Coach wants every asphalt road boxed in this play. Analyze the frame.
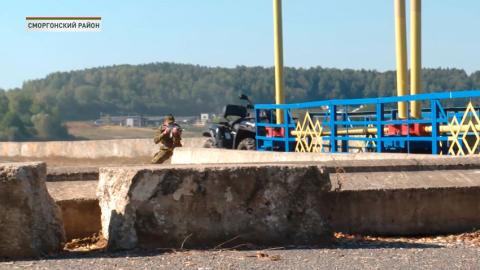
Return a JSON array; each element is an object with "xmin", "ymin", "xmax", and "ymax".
[{"xmin": 2, "ymin": 241, "xmax": 479, "ymax": 270}]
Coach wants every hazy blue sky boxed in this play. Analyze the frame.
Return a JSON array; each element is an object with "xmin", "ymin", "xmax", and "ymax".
[{"xmin": 0, "ymin": 0, "xmax": 479, "ymax": 89}]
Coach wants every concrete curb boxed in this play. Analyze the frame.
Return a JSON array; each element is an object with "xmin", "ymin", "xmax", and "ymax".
[
  {"xmin": 171, "ymin": 147, "xmax": 458, "ymax": 165},
  {"xmin": 47, "ymin": 167, "xmax": 99, "ymax": 182},
  {"xmin": 0, "ymin": 138, "xmax": 205, "ymax": 159}
]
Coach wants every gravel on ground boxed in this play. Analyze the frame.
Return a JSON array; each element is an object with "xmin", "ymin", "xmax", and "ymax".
[{"xmin": 1, "ymin": 232, "xmax": 479, "ymax": 270}]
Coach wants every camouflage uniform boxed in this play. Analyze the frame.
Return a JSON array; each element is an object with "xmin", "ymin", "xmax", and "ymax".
[{"xmin": 152, "ymin": 115, "xmax": 182, "ymax": 164}]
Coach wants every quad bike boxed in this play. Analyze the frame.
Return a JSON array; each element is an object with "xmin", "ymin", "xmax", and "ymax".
[{"xmin": 202, "ymin": 94, "xmax": 257, "ymax": 150}]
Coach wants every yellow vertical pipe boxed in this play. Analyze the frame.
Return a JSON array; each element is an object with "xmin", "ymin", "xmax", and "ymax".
[
  {"xmin": 394, "ymin": 0, "xmax": 408, "ymax": 119},
  {"xmin": 410, "ymin": 0, "xmax": 422, "ymax": 119},
  {"xmin": 273, "ymin": 0, "xmax": 285, "ymax": 124}
]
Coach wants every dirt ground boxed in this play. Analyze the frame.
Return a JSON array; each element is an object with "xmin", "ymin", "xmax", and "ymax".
[
  {"xmin": 2, "ymin": 232, "xmax": 479, "ymax": 270},
  {"xmin": 66, "ymin": 121, "xmax": 203, "ymax": 140}
]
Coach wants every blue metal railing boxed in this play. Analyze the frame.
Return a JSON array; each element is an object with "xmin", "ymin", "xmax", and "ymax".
[{"xmin": 254, "ymin": 90, "xmax": 480, "ymax": 155}]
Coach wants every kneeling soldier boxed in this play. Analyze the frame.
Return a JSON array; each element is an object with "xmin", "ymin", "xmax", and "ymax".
[{"xmin": 152, "ymin": 114, "xmax": 182, "ymax": 164}]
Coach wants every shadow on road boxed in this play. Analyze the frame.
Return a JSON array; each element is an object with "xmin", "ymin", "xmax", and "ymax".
[{"xmin": 0, "ymin": 237, "xmax": 443, "ymax": 263}]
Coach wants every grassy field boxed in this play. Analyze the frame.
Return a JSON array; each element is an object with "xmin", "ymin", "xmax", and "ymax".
[{"xmin": 66, "ymin": 121, "xmax": 204, "ymax": 140}]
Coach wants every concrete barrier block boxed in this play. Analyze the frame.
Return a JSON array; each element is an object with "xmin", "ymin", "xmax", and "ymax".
[
  {"xmin": 47, "ymin": 167, "xmax": 99, "ymax": 182},
  {"xmin": 326, "ymin": 169, "xmax": 480, "ymax": 235},
  {"xmin": 97, "ymin": 164, "xmax": 332, "ymax": 250},
  {"xmin": 0, "ymin": 162, "xmax": 65, "ymax": 258},
  {"xmin": 171, "ymin": 147, "xmax": 452, "ymax": 165},
  {"xmin": 328, "ymin": 187, "xmax": 480, "ymax": 236},
  {"xmin": 0, "ymin": 138, "xmax": 205, "ymax": 159},
  {"xmin": 47, "ymin": 180, "xmax": 100, "ymax": 241},
  {"xmin": 57, "ymin": 199, "xmax": 101, "ymax": 240}
]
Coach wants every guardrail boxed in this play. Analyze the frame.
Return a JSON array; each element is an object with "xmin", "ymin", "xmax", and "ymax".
[{"xmin": 255, "ymin": 90, "xmax": 480, "ymax": 155}]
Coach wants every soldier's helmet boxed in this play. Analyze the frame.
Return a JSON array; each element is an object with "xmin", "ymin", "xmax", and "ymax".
[{"xmin": 164, "ymin": 114, "xmax": 175, "ymax": 124}]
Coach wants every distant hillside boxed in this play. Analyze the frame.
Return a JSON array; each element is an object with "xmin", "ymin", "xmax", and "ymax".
[
  {"xmin": 1, "ymin": 62, "xmax": 479, "ymax": 140},
  {"xmin": 15, "ymin": 63, "xmax": 480, "ymax": 119}
]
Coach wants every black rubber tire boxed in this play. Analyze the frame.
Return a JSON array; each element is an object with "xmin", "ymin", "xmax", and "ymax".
[
  {"xmin": 203, "ymin": 138, "xmax": 215, "ymax": 148},
  {"xmin": 237, "ymin": 137, "xmax": 256, "ymax": 150}
]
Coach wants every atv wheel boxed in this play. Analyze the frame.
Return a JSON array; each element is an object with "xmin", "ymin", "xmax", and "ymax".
[
  {"xmin": 237, "ymin": 138, "xmax": 256, "ymax": 150},
  {"xmin": 203, "ymin": 138, "xmax": 215, "ymax": 148}
]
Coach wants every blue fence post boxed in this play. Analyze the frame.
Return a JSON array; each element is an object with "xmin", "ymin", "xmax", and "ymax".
[
  {"xmin": 255, "ymin": 108, "xmax": 259, "ymax": 150},
  {"xmin": 431, "ymin": 99, "xmax": 439, "ymax": 154},
  {"xmin": 376, "ymin": 102, "xmax": 384, "ymax": 153},
  {"xmin": 341, "ymin": 112, "xmax": 348, "ymax": 153},
  {"xmin": 284, "ymin": 108, "xmax": 290, "ymax": 152},
  {"xmin": 330, "ymin": 104, "xmax": 337, "ymax": 153}
]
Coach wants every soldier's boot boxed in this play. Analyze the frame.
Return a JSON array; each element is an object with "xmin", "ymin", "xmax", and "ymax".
[{"xmin": 151, "ymin": 149, "xmax": 173, "ymax": 164}]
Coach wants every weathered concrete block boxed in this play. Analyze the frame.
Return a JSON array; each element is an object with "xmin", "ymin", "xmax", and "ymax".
[
  {"xmin": 0, "ymin": 138, "xmax": 205, "ymax": 159},
  {"xmin": 171, "ymin": 147, "xmax": 451, "ymax": 165},
  {"xmin": 57, "ymin": 199, "xmax": 101, "ymax": 240},
  {"xmin": 98, "ymin": 164, "xmax": 332, "ymax": 250},
  {"xmin": 47, "ymin": 167, "xmax": 98, "ymax": 182},
  {"xmin": 47, "ymin": 180, "xmax": 101, "ymax": 241},
  {"xmin": 326, "ymin": 169, "xmax": 480, "ymax": 235},
  {"xmin": 0, "ymin": 162, "xmax": 65, "ymax": 258}
]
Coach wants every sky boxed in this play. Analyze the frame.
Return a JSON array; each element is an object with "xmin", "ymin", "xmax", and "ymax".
[{"xmin": 0, "ymin": 0, "xmax": 479, "ymax": 89}]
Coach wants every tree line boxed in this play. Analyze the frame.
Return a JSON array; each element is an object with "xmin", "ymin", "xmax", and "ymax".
[
  {"xmin": 0, "ymin": 89, "xmax": 70, "ymax": 141},
  {"xmin": 1, "ymin": 62, "xmax": 479, "ymax": 141}
]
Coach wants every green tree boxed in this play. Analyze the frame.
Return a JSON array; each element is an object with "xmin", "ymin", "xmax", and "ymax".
[
  {"xmin": 0, "ymin": 90, "xmax": 8, "ymax": 116},
  {"xmin": 0, "ymin": 111, "xmax": 30, "ymax": 141},
  {"xmin": 31, "ymin": 112, "xmax": 69, "ymax": 140}
]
